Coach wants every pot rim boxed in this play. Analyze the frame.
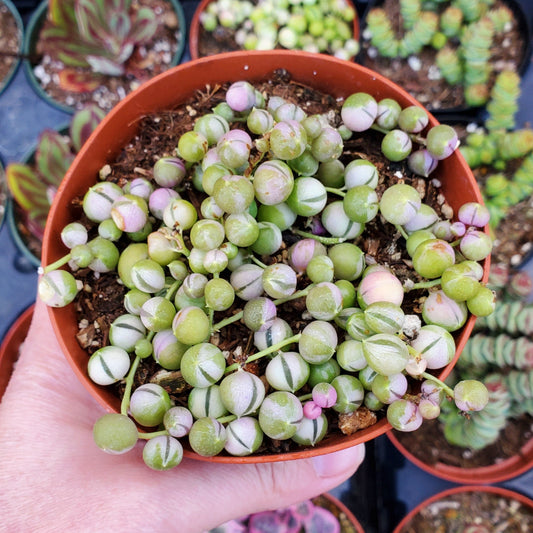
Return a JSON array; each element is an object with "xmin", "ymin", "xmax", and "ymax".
[
  {"xmin": 188, "ymin": 0, "xmax": 361, "ymax": 60},
  {"xmin": 392, "ymin": 484, "xmax": 533, "ymax": 533},
  {"xmin": 0, "ymin": 302, "xmax": 35, "ymax": 401},
  {"xmin": 387, "ymin": 428, "xmax": 533, "ymax": 485},
  {"xmin": 319, "ymin": 493, "xmax": 365, "ymax": 533},
  {"xmin": 0, "ymin": 0, "xmax": 24, "ymax": 98},
  {"xmin": 22, "ymin": 0, "xmax": 188, "ymax": 114},
  {"xmin": 41, "ymin": 49, "xmax": 488, "ymax": 463}
]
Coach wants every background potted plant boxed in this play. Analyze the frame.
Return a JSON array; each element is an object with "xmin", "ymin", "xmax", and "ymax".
[
  {"xmin": 5, "ymin": 103, "xmax": 105, "ymax": 267},
  {"xmin": 189, "ymin": 0, "xmax": 360, "ymax": 60},
  {"xmin": 453, "ymin": 69, "xmax": 533, "ymax": 268},
  {"xmin": 0, "ymin": 0, "xmax": 24, "ymax": 97},
  {"xmin": 204, "ymin": 492, "xmax": 365, "ymax": 532},
  {"xmin": 39, "ymin": 51, "xmax": 492, "ymax": 472},
  {"xmin": 23, "ymin": 0, "xmax": 187, "ymax": 113},
  {"xmin": 0, "ymin": 156, "xmax": 7, "ymax": 232},
  {"xmin": 393, "ymin": 484, "xmax": 533, "ymax": 532},
  {"xmin": 360, "ymin": 0, "xmax": 532, "ymax": 114},
  {"xmin": 387, "ymin": 264, "xmax": 533, "ymax": 484}
]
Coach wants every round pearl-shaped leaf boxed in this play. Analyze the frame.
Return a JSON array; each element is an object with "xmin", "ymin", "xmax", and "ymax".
[{"xmin": 258, "ymin": 391, "xmax": 303, "ymax": 440}]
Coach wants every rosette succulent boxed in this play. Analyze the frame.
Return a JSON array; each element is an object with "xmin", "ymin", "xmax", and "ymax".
[
  {"xmin": 40, "ymin": 73, "xmax": 492, "ymax": 471},
  {"xmin": 6, "ymin": 104, "xmax": 105, "ymax": 247},
  {"xmin": 40, "ymin": 0, "xmax": 159, "ymax": 83}
]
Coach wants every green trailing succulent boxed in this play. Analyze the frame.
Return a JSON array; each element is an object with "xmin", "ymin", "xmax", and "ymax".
[
  {"xmin": 6, "ymin": 104, "xmax": 105, "ymax": 240},
  {"xmin": 364, "ymin": 0, "xmax": 517, "ymax": 107},
  {"xmin": 39, "ymin": 0, "xmax": 159, "ymax": 89},
  {"xmin": 440, "ymin": 267, "xmax": 533, "ymax": 450},
  {"xmin": 458, "ymin": 70, "xmax": 533, "ymax": 229}
]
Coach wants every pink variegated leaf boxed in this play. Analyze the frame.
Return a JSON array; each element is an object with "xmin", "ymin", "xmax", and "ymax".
[
  {"xmin": 69, "ymin": 104, "xmax": 106, "ymax": 152},
  {"xmin": 304, "ymin": 507, "xmax": 340, "ymax": 533},
  {"xmin": 86, "ymin": 54, "xmax": 127, "ymax": 76},
  {"xmin": 248, "ymin": 511, "xmax": 284, "ymax": 533},
  {"xmin": 129, "ymin": 7, "xmax": 159, "ymax": 44},
  {"xmin": 5, "ymin": 163, "xmax": 49, "ymax": 212},
  {"xmin": 35, "ymin": 130, "xmax": 74, "ymax": 187},
  {"xmin": 47, "ymin": 0, "xmax": 77, "ymax": 28},
  {"xmin": 57, "ymin": 69, "xmax": 103, "ymax": 93},
  {"xmin": 26, "ymin": 209, "xmax": 49, "ymax": 241},
  {"xmin": 39, "ymin": 27, "xmax": 92, "ymax": 68}
]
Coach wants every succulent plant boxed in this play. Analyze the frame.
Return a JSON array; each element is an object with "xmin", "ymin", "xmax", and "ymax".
[
  {"xmin": 364, "ymin": 0, "xmax": 519, "ymax": 107},
  {"xmin": 199, "ymin": 0, "xmax": 359, "ymax": 60},
  {"xmin": 6, "ymin": 104, "xmax": 105, "ymax": 241},
  {"xmin": 39, "ymin": 74, "xmax": 493, "ymax": 471},
  {"xmin": 440, "ymin": 267, "xmax": 533, "ymax": 450},
  {"xmin": 206, "ymin": 496, "xmax": 350, "ymax": 533},
  {"xmin": 39, "ymin": 0, "xmax": 159, "ymax": 88}
]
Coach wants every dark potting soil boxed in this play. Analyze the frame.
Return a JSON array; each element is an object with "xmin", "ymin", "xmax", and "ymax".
[
  {"xmin": 0, "ymin": 1, "xmax": 20, "ymax": 91},
  {"xmin": 398, "ymin": 489, "xmax": 533, "ymax": 533},
  {"xmin": 69, "ymin": 69, "xmax": 458, "ymax": 456},
  {"xmin": 31, "ymin": 0, "xmax": 182, "ymax": 111},
  {"xmin": 360, "ymin": 0, "xmax": 528, "ymax": 112}
]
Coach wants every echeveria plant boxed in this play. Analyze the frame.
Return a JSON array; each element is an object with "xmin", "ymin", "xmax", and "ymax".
[
  {"xmin": 39, "ymin": 76, "xmax": 493, "ymax": 471},
  {"xmin": 39, "ymin": 0, "xmax": 159, "ymax": 89},
  {"xmin": 205, "ymin": 497, "xmax": 351, "ymax": 533},
  {"xmin": 6, "ymin": 104, "xmax": 105, "ymax": 241}
]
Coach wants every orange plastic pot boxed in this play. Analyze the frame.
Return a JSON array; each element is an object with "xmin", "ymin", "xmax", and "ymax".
[
  {"xmin": 321, "ymin": 493, "xmax": 365, "ymax": 533},
  {"xmin": 41, "ymin": 50, "xmax": 487, "ymax": 464},
  {"xmin": 189, "ymin": 0, "xmax": 360, "ymax": 60},
  {"xmin": 387, "ymin": 428, "xmax": 533, "ymax": 485},
  {"xmin": 393, "ymin": 484, "xmax": 533, "ymax": 533},
  {"xmin": 0, "ymin": 303, "xmax": 34, "ymax": 401}
]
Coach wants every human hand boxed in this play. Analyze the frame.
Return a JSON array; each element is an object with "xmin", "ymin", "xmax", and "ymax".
[{"xmin": 0, "ymin": 298, "xmax": 365, "ymax": 533}]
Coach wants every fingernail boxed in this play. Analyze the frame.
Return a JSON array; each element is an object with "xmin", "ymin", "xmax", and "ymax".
[{"xmin": 312, "ymin": 444, "xmax": 366, "ymax": 478}]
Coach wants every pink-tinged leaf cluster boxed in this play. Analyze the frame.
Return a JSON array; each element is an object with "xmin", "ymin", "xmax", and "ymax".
[
  {"xmin": 41, "ymin": 0, "xmax": 159, "ymax": 81},
  {"xmin": 207, "ymin": 498, "xmax": 341, "ymax": 533},
  {"xmin": 5, "ymin": 105, "xmax": 104, "ymax": 239}
]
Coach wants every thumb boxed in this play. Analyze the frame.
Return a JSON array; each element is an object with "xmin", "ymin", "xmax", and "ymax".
[{"xmin": 164, "ymin": 443, "xmax": 366, "ymax": 532}]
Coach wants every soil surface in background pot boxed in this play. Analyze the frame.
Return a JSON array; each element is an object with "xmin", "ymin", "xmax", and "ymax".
[
  {"xmin": 391, "ymin": 412, "xmax": 533, "ymax": 470},
  {"xmin": 68, "ymin": 69, "xmax": 459, "ymax": 456},
  {"xmin": 360, "ymin": 0, "xmax": 528, "ymax": 112},
  {"xmin": 0, "ymin": 2, "xmax": 20, "ymax": 90},
  {"xmin": 398, "ymin": 489, "xmax": 533, "ymax": 532},
  {"xmin": 31, "ymin": 0, "xmax": 181, "ymax": 111}
]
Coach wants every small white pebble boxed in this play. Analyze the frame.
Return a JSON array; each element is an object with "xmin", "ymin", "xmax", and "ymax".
[{"xmin": 408, "ymin": 56, "xmax": 422, "ymax": 71}]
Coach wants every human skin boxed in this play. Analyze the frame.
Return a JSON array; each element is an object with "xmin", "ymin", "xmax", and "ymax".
[{"xmin": 0, "ymin": 299, "xmax": 365, "ymax": 532}]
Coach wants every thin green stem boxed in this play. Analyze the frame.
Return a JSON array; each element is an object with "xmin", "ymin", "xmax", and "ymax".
[
  {"xmin": 224, "ymin": 333, "xmax": 302, "ymax": 373},
  {"xmin": 251, "ymin": 255, "xmax": 268, "ymax": 269},
  {"xmin": 165, "ymin": 280, "xmax": 181, "ymax": 301},
  {"xmin": 420, "ymin": 371, "xmax": 455, "ymax": 398},
  {"xmin": 121, "ymin": 354, "xmax": 141, "ymax": 416},
  {"xmin": 138, "ymin": 430, "xmax": 170, "ymax": 440},
  {"xmin": 298, "ymin": 393, "xmax": 312, "ymax": 402},
  {"xmin": 395, "ymin": 224, "xmax": 409, "ymax": 241},
  {"xmin": 325, "ymin": 187, "xmax": 346, "ymax": 197},
  {"xmin": 216, "ymin": 414, "xmax": 238, "ymax": 424},
  {"xmin": 43, "ymin": 254, "xmax": 72, "ymax": 273},
  {"xmin": 407, "ymin": 278, "xmax": 441, "ymax": 291},
  {"xmin": 292, "ymin": 229, "xmax": 346, "ymax": 245}
]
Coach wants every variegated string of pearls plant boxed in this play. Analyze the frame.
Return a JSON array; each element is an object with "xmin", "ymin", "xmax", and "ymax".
[{"xmin": 38, "ymin": 79, "xmax": 494, "ymax": 471}]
